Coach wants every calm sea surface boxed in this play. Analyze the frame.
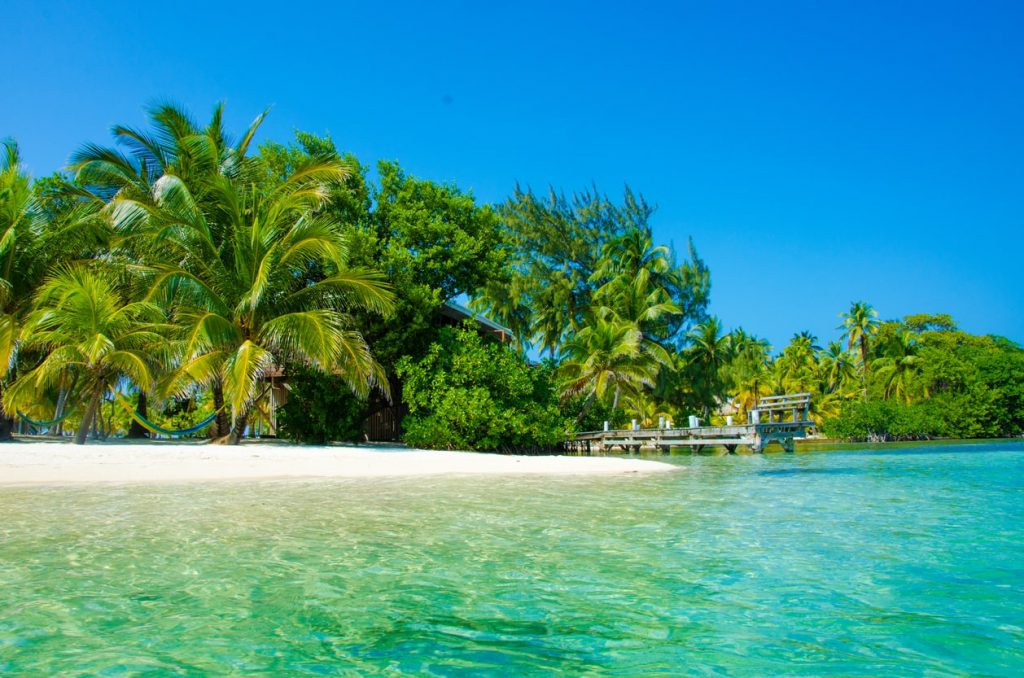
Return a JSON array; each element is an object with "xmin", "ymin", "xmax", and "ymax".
[{"xmin": 1, "ymin": 441, "xmax": 1022, "ymax": 675}]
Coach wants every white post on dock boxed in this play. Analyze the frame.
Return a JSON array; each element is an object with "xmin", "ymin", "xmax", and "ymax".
[
  {"xmin": 726, "ymin": 415, "xmax": 733, "ymax": 426},
  {"xmin": 658, "ymin": 416, "xmax": 665, "ymax": 429},
  {"xmin": 603, "ymin": 420, "xmax": 609, "ymax": 432},
  {"xmin": 688, "ymin": 415, "xmax": 699, "ymax": 428},
  {"xmin": 751, "ymin": 409, "xmax": 760, "ymax": 425},
  {"xmin": 631, "ymin": 419, "xmax": 637, "ymax": 431}
]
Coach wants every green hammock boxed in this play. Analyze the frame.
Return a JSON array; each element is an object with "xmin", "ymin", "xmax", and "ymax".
[
  {"xmin": 18, "ymin": 408, "xmax": 75, "ymax": 428},
  {"xmin": 112, "ymin": 391, "xmax": 218, "ymax": 437}
]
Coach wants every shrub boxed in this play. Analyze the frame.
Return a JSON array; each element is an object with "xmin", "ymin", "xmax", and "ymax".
[
  {"xmin": 820, "ymin": 400, "xmax": 941, "ymax": 441},
  {"xmin": 395, "ymin": 325, "xmax": 570, "ymax": 451},
  {"xmin": 276, "ymin": 364, "xmax": 368, "ymax": 444}
]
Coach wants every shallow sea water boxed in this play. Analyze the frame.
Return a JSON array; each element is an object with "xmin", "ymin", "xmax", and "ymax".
[{"xmin": 1, "ymin": 441, "xmax": 1022, "ymax": 675}]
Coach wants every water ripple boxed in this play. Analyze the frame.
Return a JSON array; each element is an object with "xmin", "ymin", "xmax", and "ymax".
[{"xmin": 1, "ymin": 443, "xmax": 1022, "ymax": 674}]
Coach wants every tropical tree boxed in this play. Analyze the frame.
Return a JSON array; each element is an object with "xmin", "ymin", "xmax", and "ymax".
[
  {"xmin": 481, "ymin": 185, "xmax": 708, "ymax": 358},
  {"xmin": 113, "ymin": 154, "xmax": 394, "ymax": 443},
  {"xmin": 776, "ymin": 331, "xmax": 820, "ymax": 394},
  {"xmin": 723, "ymin": 329, "xmax": 772, "ymax": 418},
  {"xmin": 2, "ymin": 266, "xmax": 163, "ymax": 444},
  {"xmin": 817, "ymin": 340, "xmax": 857, "ymax": 396},
  {"xmin": 72, "ymin": 103, "xmax": 270, "ymax": 436},
  {"xmin": 839, "ymin": 301, "xmax": 880, "ymax": 398},
  {"xmin": 873, "ymin": 330, "xmax": 923, "ymax": 404},
  {"xmin": 558, "ymin": 316, "xmax": 663, "ymax": 422},
  {"xmin": 0, "ymin": 140, "xmax": 54, "ymax": 439},
  {"xmin": 685, "ymin": 317, "xmax": 730, "ymax": 418}
]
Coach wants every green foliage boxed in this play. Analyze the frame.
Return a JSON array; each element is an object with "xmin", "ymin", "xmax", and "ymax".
[
  {"xmin": 7, "ymin": 103, "xmax": 1023, "ymax": 451},
  {"xmin": 479, "ymin": 185, "xmax": 709, "ymax": 357},
  {"xmin": 819, "ymin": 324, "xmax": 1024, "ymax": 440},
  {"xmin": 396, "ymin": 325, "xmax": 569, "ymax": 451},
  {"xmin": 276, "ymin": 363, "xmax": 368, "ymax": 444},
  {"xmin": 322, "ymin": 159, "xmax": 510, "ymax": 372},
  {"xmin": 819, "ymin": 400, "xmax": 940, "ymax": 441}
]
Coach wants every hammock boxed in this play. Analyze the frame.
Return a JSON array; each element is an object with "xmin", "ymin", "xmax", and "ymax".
[
  {"xmin": 111, "ymin": 391, "xmax": 218, "ymax": 437},
  {"xmin": 18, "ymin": 408, "xmax": 75, "ymax": 428}
]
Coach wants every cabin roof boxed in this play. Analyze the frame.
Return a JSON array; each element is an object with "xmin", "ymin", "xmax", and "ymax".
[{"xmin": 441, "ymin": 300, "xmax": 514, "ymax": 340}]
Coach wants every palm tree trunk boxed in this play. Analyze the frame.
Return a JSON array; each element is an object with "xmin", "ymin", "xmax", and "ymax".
[
  {"xmin": 574, "ymin": 393, "xmax": 597, "ymax": 426},
  {"xmin": 860, "ymin": 335, "xmax": 870, "ymax": 401},
  {"xmin": 212, "ymin": 382, "xmax": 228, "ymax": 439},
  {"xmin": 74, "ymin": 385, "xmax": 104, "ymax": 445},
  {"xmin": 49, "ymin": 388, "xmax": 69, "ymax": 437},
  {"xmin": 227, "ymin": 410, "xmax": 249, "ymax": 445},
  {"xmin": 0, "ymin": 397, "xmax": 13, "ymax": 441},
  {"xmin": 127, "ymin": 391, "xmax": 149, "ymax": 439},
  {"xmin": 1, "ymin": 371, "xmax": 16, "ymax": 441}
]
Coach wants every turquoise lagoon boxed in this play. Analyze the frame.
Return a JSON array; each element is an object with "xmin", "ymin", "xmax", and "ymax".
[{"xmin": 1, "ymin": 442, "xmax": 1022, "ymax": 675}]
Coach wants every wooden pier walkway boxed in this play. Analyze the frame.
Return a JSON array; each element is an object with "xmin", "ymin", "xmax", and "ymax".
[{"xmin": 565, "ymin": 393, "xmax": 814, "ymax": 454}]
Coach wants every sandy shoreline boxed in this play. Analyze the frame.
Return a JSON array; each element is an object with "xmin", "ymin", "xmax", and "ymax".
[{"xmin": 0, "ymin": 439, "xmax": 678, "ymax": 485}]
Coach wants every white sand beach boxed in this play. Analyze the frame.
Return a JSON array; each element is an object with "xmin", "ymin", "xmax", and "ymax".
[{"xmin": 0, "ymin": 439, "xmax": 678, "ymax": 485}]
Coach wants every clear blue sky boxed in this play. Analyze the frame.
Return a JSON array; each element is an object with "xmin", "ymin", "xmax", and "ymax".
[{"xmin": 4, "ymin": 0, "xmax": 1022, "ymax": 349}]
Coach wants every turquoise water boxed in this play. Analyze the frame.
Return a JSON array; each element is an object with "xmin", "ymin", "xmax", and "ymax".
[{"xmin": 2, "ymin": 442, "xmax": 1022, "ymax": 675}]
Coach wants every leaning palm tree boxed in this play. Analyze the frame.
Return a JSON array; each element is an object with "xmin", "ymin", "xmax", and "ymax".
[
  {"xmin": 114, "ymin": 156, "xmax": 394, "ymax": 443},
  {"xmin": 558, "ymin": 316, "xmax": 662, "ymax": 422},
  {"xmin": 2, "ymin": 265, "xmax": 163, "ymax": 444},
  {"xmin": 0, "ymin": 139, "xmax": 52, "ymax": 438},
  {"xmin": 839, "ymin": 301, "xmax": 880, "ymax": 399}
]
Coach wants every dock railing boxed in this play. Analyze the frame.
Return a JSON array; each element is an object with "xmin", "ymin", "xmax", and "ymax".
[{"xmin": 565, "ymin": 393, "xmax": 814, "ymax": 454}]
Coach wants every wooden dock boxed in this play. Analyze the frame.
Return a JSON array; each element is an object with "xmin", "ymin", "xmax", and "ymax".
[{"xmin": 565, "ymin": 393, "xmax": 814, "ymax": 454}]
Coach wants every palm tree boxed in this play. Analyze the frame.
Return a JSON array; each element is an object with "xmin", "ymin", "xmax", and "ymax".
[
  {"xmin": 723, "ymin": 329, "xmax": 772, "ymax": 418},
  {"xmin": 873, "ymin": 330, "xmax": 922, "ymax": 404},
  {"xmin": 817, "ymin": 340, "xmax": 857, "ymax": 396},
  {"xmin": 623, "ymin": 392, "xmax": 675, "ymax": 429},
  {"xmin": 114, "ymin": 155, "xmax": 394, "ymax": 443},
  {"xmin": 0, "ymin": 140, "xmax": 52, "ymax": 438},
  {"xmin": 2, "ymin": 266, "xmax": 163, "ymax": 444},
  {"xmin": 685, "ymin": 317, "xmax": 730, "ymax": 418},
  {"xmin": 72, "ymin": 102, "xmax": 268, "ymax": 437},
  {"xmin": 777, "ymin": 331, "xmax": 820, "ymax": 394},
  {"xmin": 839, "ymin": 301, "xmax": 880, "ymax": 399},
  {"xmin": 558, "ymin": 316, "xmax": 662, "ymax": 422}
]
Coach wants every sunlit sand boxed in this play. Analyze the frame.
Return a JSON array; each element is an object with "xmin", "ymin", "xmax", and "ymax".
[{"xmin": 0, "ymin": 439, "xmax": 678, "ymax": 485}]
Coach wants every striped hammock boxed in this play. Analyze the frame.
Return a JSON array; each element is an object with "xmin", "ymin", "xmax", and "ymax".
[{"xmin": 111, "ymin": 391, "xmax": 217, "ymax": 437}]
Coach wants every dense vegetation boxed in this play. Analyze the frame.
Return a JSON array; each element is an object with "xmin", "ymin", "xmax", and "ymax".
[
  {"xmin": 1, "ymin": 102, "xmax": 1020, "ymax": 447},
  {"xmin": 396, "ymin": 325, "xmax": 568, "ymax": 451}
]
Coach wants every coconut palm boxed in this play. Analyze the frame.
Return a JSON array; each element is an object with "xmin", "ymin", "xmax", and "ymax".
[
  {"xmin": 724, "ymin": 328, "xmax": 772, "ymax": 418},
  {"xmin": 72, "ymin": 102, "xmax": 266, "ymax": 200},
  {"xmin": 817, "ymin": 340, "xmax": 857, "ymax": 396},
  {"xmin": 558, "ymin": 316, "xmax": 662, "ymax": 422},
  {"xmin": 73, "ymin": 103, "xmax": 270, "ymax": 435},
  {"xmin": 113, "ymin": 154, "xmax": 394, "ymax": 443},
  {"xmin": 623, "ymin": 392, "xmax": 675, "ymax": 429},
  {"xmin": 873, "ymin": 330, "xmax": 923, "ymax": 404},
  {"xmin": 2, "ymin": 266, "xmax": 164, "ymax": 444},
  {"xmin": 839, "ymin": 301, "xmax": 880, "ymax": 398},
  {"xmin": 592, "ymin": 228, "xmax": 673, "ymax": 289},
  {"xmin": 685, "ymin": 317, "xmax": 730, "ymax": 418},
  {"xmin": 777, "ymin": 331, "xmax": 820, "ymax": 394},
  {"xmin": 0, "ymin": 140, "xmax": 55, "ymax": 438}
]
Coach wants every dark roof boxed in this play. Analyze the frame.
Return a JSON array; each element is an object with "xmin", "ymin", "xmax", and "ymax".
[{"xmin": 441, "ymin": 300, "xmax": 514, "ymax": 340}]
